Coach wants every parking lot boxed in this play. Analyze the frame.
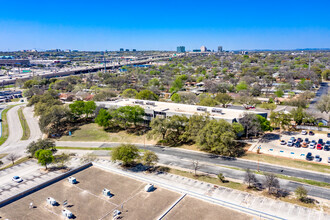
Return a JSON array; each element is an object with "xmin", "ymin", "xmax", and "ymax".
[{"xmin": 255, "ymin": 131, "xmax": 330, "ymax": 164}]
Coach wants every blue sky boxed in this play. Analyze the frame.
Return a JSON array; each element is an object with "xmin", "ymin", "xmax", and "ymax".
[{"xmin": 0, "ymin": 0, "xmax": 329, "ymax": 51}]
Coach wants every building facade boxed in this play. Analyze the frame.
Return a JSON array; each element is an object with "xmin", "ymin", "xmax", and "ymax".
[{"xmin": 177, "ymin": 46, "xmax": 185, "ymax": 53}]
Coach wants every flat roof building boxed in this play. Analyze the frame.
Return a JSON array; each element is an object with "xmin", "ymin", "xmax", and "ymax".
[{"xmin": 96, "ymin": 99, "xmax": 267, "ymax": 124}]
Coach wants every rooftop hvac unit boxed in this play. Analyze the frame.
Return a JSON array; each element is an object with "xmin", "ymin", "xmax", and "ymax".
[
  {"xmin": 46, "ymin": 197, "xmax": 57, "ymax": 206},
  {"xmin": 211, "ymin": 108, "xmax": 222, "ymax": 113},
  {"xmin": 68, "ymin": 177, "xmax": 77, "ymax": 184},
  {"xmin": 197, "ymin": 107, "xmax": 207, "ymax": 112},
  {"xmin": 62, "ymin": 209, "xmax": 73, "ymax": 218},
  {"xmin": 103, "ymin": 188, "xmax": 112, "ymax": 197},
  {"xmin": 134, "ymin": 100, "xmax": 144, "ymax": 105},
  {"xmin": 144, "ymin": 184, "xmax": 154, "ymax": 192}
]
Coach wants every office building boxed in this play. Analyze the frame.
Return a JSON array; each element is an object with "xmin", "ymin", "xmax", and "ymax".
[
  {"xmin": 200, "ymin": 46, "xmax": 207, "ymax": 52},
  {"xmin": 193, "ymin": 49, "xmax": 201, "ymax": 52},
  {"xmin": 119, "ymin": 48, "xmax": 124, "ymax": 52},
  {"xmin": 218, "ymin": 46, "xmax": 223, "ymax": 52},
  {"xmin": 177, "ymin": 46, "xmax": 185, "ymax": 53},
  {"xmin": 126, "ymin": 49, "xmax": 129, "ymax": 51},
  {"xmin": 132, "ymin": 49, "xmax": 137, "ymax": 52}
]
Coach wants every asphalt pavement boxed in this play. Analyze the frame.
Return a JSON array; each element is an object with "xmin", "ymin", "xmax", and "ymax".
[{"xmin": 56, "ymin": 141, "xmax": 330, "ymax": 184}]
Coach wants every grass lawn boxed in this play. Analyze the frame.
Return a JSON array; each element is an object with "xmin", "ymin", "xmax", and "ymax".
[
  {"xmin": 59, "ymin": 123, "xmax": 157, "ymax": 144},
  {"xmin": 18, "ymin": 107, "xmax": 30, "ymax": 140},
  {"xmin": 0, "ymin": 157, "xmax": 30, "ymax": 171},
  {"xmin": 167, "ymin": 167, "xmax": 245, "ymax": 191},
  {"xmin": 242, "ymin": 152, "xmax": 330, "ymax": 174},
  {"xmin": 0, "ymin": 105, "xmax": 15, "ymax": 146}
]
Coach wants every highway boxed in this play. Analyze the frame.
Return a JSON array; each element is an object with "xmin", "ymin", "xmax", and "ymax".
[
  {"xmin": 56, "ymin": 141, "xmax": 330, "ymax": 184},
  {"xmin": 0, "ymin": 55, "xmax": 174, "ymax": 86}
]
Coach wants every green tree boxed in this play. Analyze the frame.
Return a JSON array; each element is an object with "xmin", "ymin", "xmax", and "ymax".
[
  {"xmin": 39, "ymin": 105, "xmax": 72, "ymax": 135},
  {"xmin": 290, "ymin": 107, "xmax": 309, "ymax": 125},
  {"xmin": 215, "ymin": 93, "xmax": 233, "ymax": 108},
  {"xmin": 235, "ymin": 81, "xmax": 248, "ymax": 92},
  {"xmin": 142, "ymin": 150, "xmax": 159, "ymax": 166},
  {"xmin": 148, "ymin": 117, "xmax": 170, "ymax": 140},
  {"xmin": 95, "ymin": 109, "xmax": 112, "ymax": 128},
  {"xmin": 84, "ymin": 101, "xmax": 97, "ymax": 118},
  {"xmin": 270, "ymin": 112, "xmax": 292, "ymax": 131},
  {"xmin": 197, "ymin": 120, "xmax": 237, "ymax": 156},
  {"xmin": 199, "ymin": 96, "xmax": 217, "ymax": 107},
  {"xmin": 169, "ymin": 77, "xmax": 184, "ymax": 93},
  {"xmin": 274, "ymin": 90, "xmax": 284, "ymax": 98},
  {"xmin": 239, "ymin": 113, "xmax": 262, "ymax": 138},
  {"xmin": 295, "ymin": 186, "xmax": 308, "ymax": 201},
  {"xmin": 35, "ymin": 149, "xmax": 54, "ymax": 170},
  {"xmin": 232, "ymin": 122, "xmax": 244, "ymax": 135},
  {"xmin": 183, "ymin": 114, "xmax": 210, "ymax": 142},
  {"xmin": 171, "ymin": 93, "xmax": 181, "ymax": 103},
  {"xmin": 111, "ymin": 144, "xmax": 140, "ymax": 166},
  {"xmin": 113, "ymin": 105, "xmax": 145, "ymax": 128},
  {"xmin": 26, "ymin": 139, "xmax": 57, "ymax": 157},
  {"xmin": 322, "ymin": 69, "xmax": 330, "ymax": 80},
  {"xmin": 69, "ymin": 100, "xmax": 85, "ymax": 118},
  {"xmin": 257, "ymin": 115, "xmax": 273, "ymax": 131},
  {"xmin": 122, "ymin": 88, "xmax": 138, "ymax": 98},
  {"xmin": 136, "ymin": 90, "xmax": 159, "ymax": 101}
]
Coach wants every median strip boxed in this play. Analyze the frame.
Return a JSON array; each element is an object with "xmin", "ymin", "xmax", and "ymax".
[{"xmin": 18, "ymin": 107, "xmax": 30, "ymax": 141}]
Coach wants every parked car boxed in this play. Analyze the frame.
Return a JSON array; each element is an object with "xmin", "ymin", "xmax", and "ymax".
[
  {"xmin": 325, "ymin": 140, "xmax": 330, "ymax": 147},
  {"xmin": 311, "ymin": 140, "xmax": 316, "ymax": 145},
  {"xmin": 295, "ymin": 142, "xmax": 301, "ymax": 148},
  {"xmin": 318, "ymin": 139, "xmax": 324, "ymax": 145},
  {"xmin": 301, "ymin": 130, "xmax": 307, "ymax": 135},
  {"xmin": 328, "ymin": 157, "xmax": 330, "ymax": 163},
  {"xmin": 290, "ymin": 137, "xmax": 296, "ymax": 142},
  {"xmin": 287, "ymin": 140, "xmax": 294, "ymax": 147},
  {"xmin": 280, "ymin": 140, "xmax": 286, "ymax": 145},
  {"xmin": 327, "ymin": 133, "xmax": 330, "ymax": 138},
  {"xmin": 297, "ymin": 137, "xmax": 303, "ymax": 143},
  {"xmin": 324, "ymin": 145, "xmax": 330, "ymax": 151},
  {"xmin": 317, "ymin": 144, "xmax": 323, "ymax": 150},
  {"xmin": 304, "ymin": 138, "xmax": 309, "ymax": 144},
  {"xmin": 302, "ymin": 142, "xmax": 308, "ymax": 148},
  {"xmin": 12, "ymin": 176, "xmax": 23, "ymax": 183},
  {"xmin": 309, "ymin": 131, "xmax": 315, "ymax": 135},
  {"xmin": 305, "ymin": 152, "xmax": 313, "ymax": 161},
  {"xmin": 314, "ymin": 155, "xmax": 321, "ymax": 162},
  {"xmin": 309, "ymin": 143, "xmax": 315, "ymax": 149}
]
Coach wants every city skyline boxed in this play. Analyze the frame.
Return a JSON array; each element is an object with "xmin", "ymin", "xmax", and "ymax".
[{"xmin": 0, "ymin": 0, "xmax": 330, "ymax": 51}]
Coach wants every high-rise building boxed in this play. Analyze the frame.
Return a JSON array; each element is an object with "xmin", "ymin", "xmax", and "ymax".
[
  {"xmin": 200, "ymin": 46, "xmax": 207, "ymax": 52},
  {"xmin": 218, "ymin": 46, "xmax": 223, "ymax": 52},
  {"xmin": 119, "ymin": 48, "xmax": 124, "ymax": 52},
  {"xmin": 132, "ymin": 49, "xmax": 137, "ymax": 52},
  {"xmin": 177, "ymin": 46, "xmax": 185, "ymax": 53}
]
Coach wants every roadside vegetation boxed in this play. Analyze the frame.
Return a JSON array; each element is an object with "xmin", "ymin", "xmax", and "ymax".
[
  {"xmin": 17, "ymin": 107, "xmax": 30, "ymax": 140},
  {"xmin": 0, "ymin": 105, "xmax": 16, "ymax": 146}
]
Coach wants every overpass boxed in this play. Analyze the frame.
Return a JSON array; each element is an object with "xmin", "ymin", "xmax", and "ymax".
[{"xmin": 1, "ymin": 55, "xmax": 173, "ymax": 86}]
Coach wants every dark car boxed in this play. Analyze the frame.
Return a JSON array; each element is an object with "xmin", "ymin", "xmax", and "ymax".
[
  {"xmin": 318, "ymin": 139, "xmax": 324, "ymax": 145},
  {"xmin": 306, "ymin": 152, "xmax": 313, "ymax": 161},
  {"xmin": 304, "ymin": 138, "xmax": 309, "ymax": 144},
  {"xmin": 325, "ymin": 140, "xmax": 330, "ymax": 146},
  {"xmin": 297, "ymin": 137, "xmax": 303, "ymax": 143},
  {"xmin": 324, "ymin": 145, "xmax": 330, "ymax": 151},
  {"xmin": 295, "ymin": 142, "xmax": 301, "ymax": 148},
  {"xmin": 309, "ymin": 131, "xmax": 314, "ymax": 135},
  {"xmin": 327, "ymin": 133, "xmax": 330, "ymax": 138}
]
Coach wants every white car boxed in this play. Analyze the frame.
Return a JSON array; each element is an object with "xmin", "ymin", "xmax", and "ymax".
[
  {"xmin": 12, "ymin": 176, "xmax": 23, "ymax": 183},
  {"xmin": 309, "ymin": 143, "xmax": 315, "ymax": 149},
  {"xmin": 301, "ymin": 130, "xmax": 307, "ymax": 135},
  {"xmin": 280, "ymin": 140, "xmax": 286, "ymax": 145},
  {"xmin": 314, "ymin": 155, "xmax": 321, "ymax": 162}
]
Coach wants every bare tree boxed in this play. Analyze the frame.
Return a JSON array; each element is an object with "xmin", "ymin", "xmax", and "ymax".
[
  {"xmin": 192, "ymin": 160, "xmax": 200, "ymax": 176},
  {"xmin": 244, "ymin": 168, "xmax": 258, "ymax": 188},
  {"xmin": 7, "ymin": 154, "xmax": 19, "ymax": 165},
  {"xmin": 263, "ymin": 172, "xmax": 280, "ymax": 194}
]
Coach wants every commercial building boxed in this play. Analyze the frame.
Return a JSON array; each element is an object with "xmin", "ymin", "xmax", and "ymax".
[
  {"xmin": 96, "ymin": 99, "xmax": 267, "ymax": 124},
  {"xmin": 119, "ymin": 48, "xmax": 124, "ymax": 52},
  {"xmin": 192, "ymin": 49, "xmax": 201, "ymax": 52},
  {"xmin": 126, "ymin": 49, "xmax": 129, "ymax": 52},
  {"xmin": 0, "ymin": 56, "xmax": 30, "ymax": 66},
  {"xmin": 177, "ymin": 46, "xmax": 185, "ymax": 53},
  {"xmin": 218, "ymin": 46, "xmax": 223, "ymax": 52},
  {"xmin": 200, "ymin": 46, "xmax": 207, "ymax": 52}
]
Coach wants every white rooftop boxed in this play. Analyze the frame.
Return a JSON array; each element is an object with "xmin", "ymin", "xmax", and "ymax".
[{"xmin": 96, "ymin": 99, "xmax": 267, "ymax": 122}]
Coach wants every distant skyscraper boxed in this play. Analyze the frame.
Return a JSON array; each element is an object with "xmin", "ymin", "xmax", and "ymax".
[
  {"xmin": 177, "ymin": 46, "xmax": 185, "ymax": 53},
  {"xmin": 218, "ymin": 46, "xmax": 223, "ymax": 52},
  {"xmin": 125, "ymin": 49, "xmax": 129, "ymax": 51},
  {"xmin": 200, "ymin": 46, "xmax": 207, "ymax": 52},
  {"xmin": 119, "ymin": 48, "xmax": 124, "ymax": 52},
  {"xmin": 132, "ymin": 49, "xmax": 137, "ymax": 52}
]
